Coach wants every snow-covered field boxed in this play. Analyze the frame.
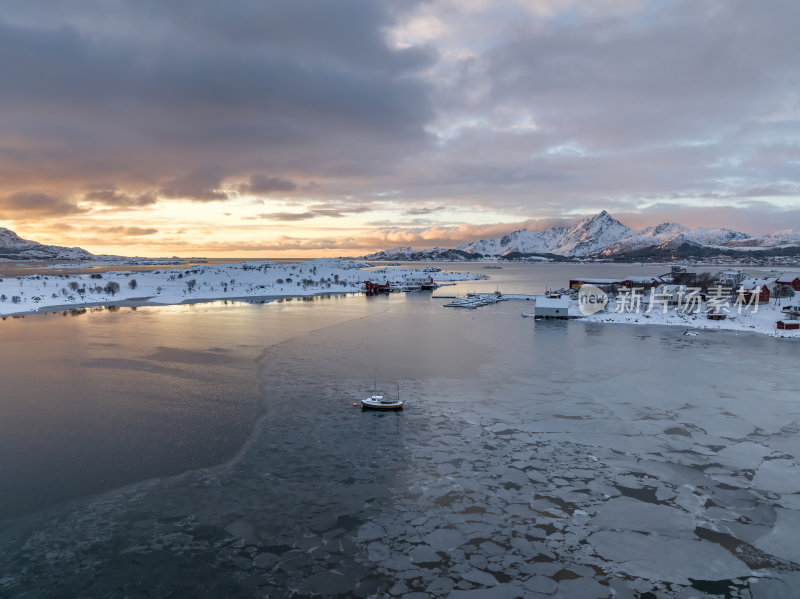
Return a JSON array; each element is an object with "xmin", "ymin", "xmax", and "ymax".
[
  {"xmin": 0, "ymin": 258, "xmax": 481, "ymax": 316},
  {"xmin": 561, "ymin": 296, "xmax": 800, "ymax": 338}
]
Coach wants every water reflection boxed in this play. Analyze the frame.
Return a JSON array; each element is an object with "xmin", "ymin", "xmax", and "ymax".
[
  {"xmin": 1, "ymin": 290, "xmax": 799, "ymax": 597},
  {"xmin": 0, "ymin": 294, "xmax": 392, "ymax": 519}
]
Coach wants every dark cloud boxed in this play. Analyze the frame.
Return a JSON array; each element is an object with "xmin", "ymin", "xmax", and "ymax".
[
  {"xmin": 257, "ymin": 212, "xmax": 316, "ymax": 221},
  {"xmin": 308, "ymin": 204, "xmax": 374, "ymax": 218},
  {"xmin": 85, "ymin": 189, "xmax": 158, "ymax": 207},
  {"xmin": 241, "ymin": 175, "xmax": 297, "ymax": 195},
  {"xmin": 0, "ymin": 191, "xmax": 87, "ymax": 217},
  {"xmin": 308, "ymin": 210, "xmax": 349, "ymax": 219},
  {"xmin": 0, "ymin": 0, "xmax": 798, "ymax": 239},
  {"xmin": 404, "ymin": 205, "xmax": 446, "ymax": 215},
  {"xmin": 159, "ymin": 172, "xmax": 227, "ymax": 202},
  {"xmin": 257, "ymin": 204, "xmax": 375, "ymax": 221},
  {"xmin": 91, "ymin": 226, "xmax": 159, "ymax": 236},
  {"xmin": 49, "ymin": 222, "xmax": 76, "ymax": 231},
  {"xmin": 0, "ymin": 0, "xmax": 434, "ymax": 202}
]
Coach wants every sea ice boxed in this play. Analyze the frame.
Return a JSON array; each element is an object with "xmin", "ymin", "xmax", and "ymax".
[
  {"xmin": 589, "ymin": 496, "xmax": 696, "ymax": 536},
  {"xmin": 588, "ymin": 530, "xmax": 752, "ymax": 584},
  {"xmin": 752, "ymin": 508, "xmax": 800, "ymax": 565}
]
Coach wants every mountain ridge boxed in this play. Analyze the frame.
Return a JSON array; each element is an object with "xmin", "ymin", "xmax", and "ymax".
[
  {"xmin": 362, "ymin": 211, "xmax": 800, "ymax": 262},
  {"xmin": 0, "ymin": 227, "xmax": 97, "ymax": 261}
]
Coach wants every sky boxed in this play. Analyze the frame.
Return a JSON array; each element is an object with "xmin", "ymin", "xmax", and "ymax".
[{"xmin": 1, "ymin": 0, "xmax": 799, "ymax": 257}]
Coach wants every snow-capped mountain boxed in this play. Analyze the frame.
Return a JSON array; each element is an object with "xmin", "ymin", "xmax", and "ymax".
[
  {"xmin": 456, "ymin": 210, "xmax": 636, "ymax": 257},
  {"xmin": 0, "ymin": 227, "xmax": 97, "ymax": 261},
  {"xmin": 362, "ymin": 211, "xmax": 800, "ymax": 262}
]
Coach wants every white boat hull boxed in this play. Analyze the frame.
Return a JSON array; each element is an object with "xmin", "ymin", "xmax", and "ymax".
[{"xmin": 361, "ymin": 395, "xmax": 404, "ymax": 411}]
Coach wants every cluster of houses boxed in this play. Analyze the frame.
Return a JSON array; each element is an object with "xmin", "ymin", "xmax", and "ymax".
[
  {"xmin": 568, "ymin": 267, "xmax": 800, "ymax": 328},
  {"xmin": 569, "ymin": 268, "xmax": 800, "ymax": 304}
]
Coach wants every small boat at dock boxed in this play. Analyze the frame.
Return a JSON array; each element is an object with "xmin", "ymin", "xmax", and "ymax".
[
  {"xmin": 443, "ymin": 298, "xmax": 480, "ymax": 308},
  {"xmin": 443, "ymin": 292, "xmax": 507, "ymax": 309}
]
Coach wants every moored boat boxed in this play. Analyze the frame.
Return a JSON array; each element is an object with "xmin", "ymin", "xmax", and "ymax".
[{"xmin": 361, "ymin": 384, "xmax": 404, "ymax": 411}]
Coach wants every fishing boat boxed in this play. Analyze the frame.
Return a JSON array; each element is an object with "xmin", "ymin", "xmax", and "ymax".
[{"xmin": 361, "ymin": 384, "xmax": 404, "ymax": 411}]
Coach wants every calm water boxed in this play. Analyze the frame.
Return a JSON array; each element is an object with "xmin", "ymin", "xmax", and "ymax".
[{"xmin": 1, "ymin": 264, "xmax": 799, "ymax": 598}]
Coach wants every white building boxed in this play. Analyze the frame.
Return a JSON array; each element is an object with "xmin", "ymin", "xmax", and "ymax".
[
  {"xmin": 535, "ymin": 296, "xmax": 570, "ymax": 318},
  {"xmin": 719, "ymin": 270, "xmax": 745, "ymax": 286}
]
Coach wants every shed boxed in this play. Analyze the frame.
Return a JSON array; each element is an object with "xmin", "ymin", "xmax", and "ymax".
[
  {"xmin": 535, "ymin": 296, "xmax": 570, "ymax": 319},
  {"xmin": 777, "ymin": 320, "xmax": 800, "ymax": 330}
]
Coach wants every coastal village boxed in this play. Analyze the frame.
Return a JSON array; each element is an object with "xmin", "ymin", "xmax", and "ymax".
[
  {"xmin": 360, "ymin": 262, "xmax": 800, "ymax": 335},
  {"xmin": 2, "ymin": 258, "xmax": 797, "ymax": 337}
]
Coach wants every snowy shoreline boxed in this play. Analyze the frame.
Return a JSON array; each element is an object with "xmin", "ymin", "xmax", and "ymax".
[
  {"xmin": 562, "ymin": 297, "xmax": 800, "ymax": 339},
  {"xmin": 0, "ymin": 258, "xmax": 482, "ymax": 318}
]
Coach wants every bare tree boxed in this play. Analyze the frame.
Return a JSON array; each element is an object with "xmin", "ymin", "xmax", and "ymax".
[
  {"xmin": 104, "ymin": 282, "xmax": 121, "ymax": 296},
  {"xmin": 774, "ymin": 284, "xmax": 795, "ymax": 305}
]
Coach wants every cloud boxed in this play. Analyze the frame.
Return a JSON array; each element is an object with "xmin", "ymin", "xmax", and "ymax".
[
  {"xmin": 241, "ymin": 175, "xmax": 297, "ymax": 195},
  {"xmin": 614, "ymin": 202, "xmax": 800, "ymax": 235},
  {"xmin": 257, "ymin": 212, "xmax": 317, "ymax": 221},
  {"xmin": 257, "ymin": 203, "xmax": 376, "ymax": 221},
  {"xmin": 404, "ymin": 205, "xmax": 446, "ymax": 215},
  {"xmin": 0, "ymin": 192, "xmax": 87, "ymax": 217},
  {"xmin": 0, "ymin": 0, "xmax": 798, "ymax": 248},
  {"xmin": 85, "ymin": 189, "xmax": 158, "ymax": 207},
  {"xmin": 159, "ymin": 172, "xmax": 228, "ymax": 202},
  {"xmin": 49, "ymin": 222, "xmax": 77, "ymax": 231},
  {"xmin": 90, "ymin": 226, "xmax": 160, "ymax": 236},
  {"xmin": 0, "ymin": 1, "xmax": 434, "ymax": 202}
]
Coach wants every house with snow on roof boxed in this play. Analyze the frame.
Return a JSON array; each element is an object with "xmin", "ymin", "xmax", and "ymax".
[
  {"xmin": 775, "ymin": 274, "xmax": 800, "ymax": 291},
  {"xmin": 738, "ymin": 277, "xmax": 777, "ymax": 304},
  {"xmin": 535, "ymin": 296, "xmax": 570, "ymax": 319}
]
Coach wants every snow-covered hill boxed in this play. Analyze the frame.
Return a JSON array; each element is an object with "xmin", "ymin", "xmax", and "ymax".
[
  {"xmin": 722, "ymin": 229, "xmax": 800, "ymax": 249},
  {"xmin": 362, "ymin": 211, "xmax": 800, "ymax": 262},
  {"xmin": 0, "ymin": 227, "xmax": 97, "ymax": 261}
]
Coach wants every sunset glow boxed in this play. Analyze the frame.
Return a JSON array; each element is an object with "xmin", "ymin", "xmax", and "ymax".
[{"xmin": 1, "ymin": 1, "xmax": 799, "ymax": 256}]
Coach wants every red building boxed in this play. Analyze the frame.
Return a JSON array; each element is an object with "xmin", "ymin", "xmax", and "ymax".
[
  {"xmin": 739, "ymin": 278, "xmax": 772, "ymax": 303},
  {"xmin": 776, "ymin": 275, "xmax": 800, "ymax": 291},
  {"xmin": 363, "ymin": 280, "xmax": 391, "ymax": 293},
  {"xmin": 777, "ymin": 320, "xmax": 800, "ymax": 330}
]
